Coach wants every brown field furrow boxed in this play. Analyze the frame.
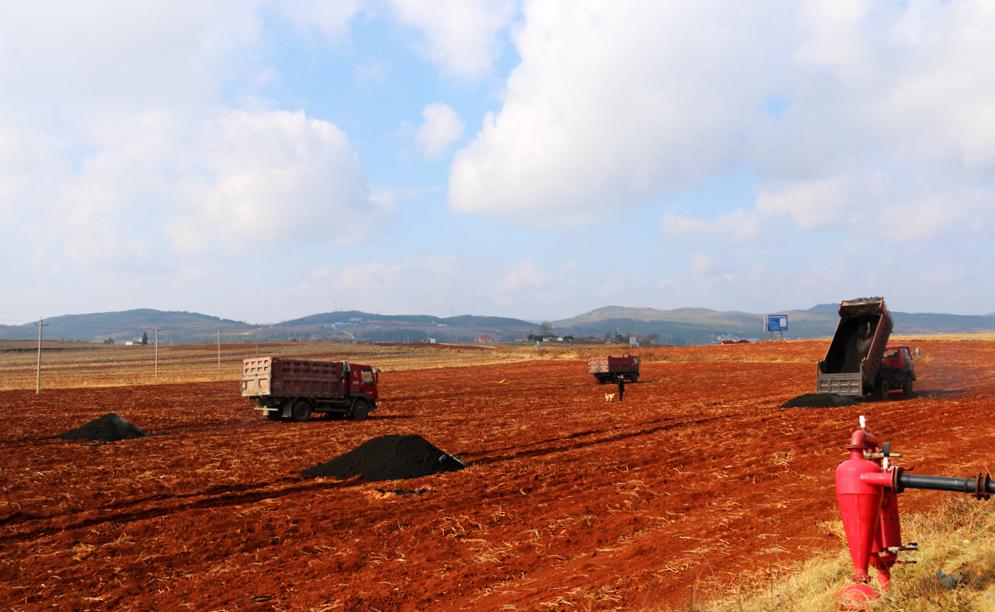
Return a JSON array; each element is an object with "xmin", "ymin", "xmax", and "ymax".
[{"xmin": 1, "ymin": 338, "xmax": 993, "ymax": 609}]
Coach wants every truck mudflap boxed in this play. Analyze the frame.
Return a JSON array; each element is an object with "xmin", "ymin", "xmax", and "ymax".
[{"xmin": 817, "ymin": 372, "xmax": 863, "ymax": 396}]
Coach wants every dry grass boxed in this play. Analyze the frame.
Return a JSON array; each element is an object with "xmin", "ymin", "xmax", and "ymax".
[
  {"xmin": 0, "ymin": 340, "xmax": 571, "ymax": 391},
  {"xmin": 696, "ymin": 497, "xmax": 995, "ymax": 611},
  {"xmin": 1, "ymin": 338, "xmax": 829, "ymax": 392}
]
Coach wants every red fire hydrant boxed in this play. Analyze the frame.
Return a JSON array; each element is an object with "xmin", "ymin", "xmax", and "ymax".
[{"xmin": 835, "ymin": 416, "xmax": 992, "ymax": 610}]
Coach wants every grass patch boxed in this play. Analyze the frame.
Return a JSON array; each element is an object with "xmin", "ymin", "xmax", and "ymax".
[{"xmin": 696, "ymin": 497, "xmax": 995, "ymax": 611}]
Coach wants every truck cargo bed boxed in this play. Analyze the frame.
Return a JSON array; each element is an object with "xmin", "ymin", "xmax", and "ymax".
[
  {"xmin": 241, "ymin": 357, "xmax": 347, "ymax": 399},
  {"xmin": 587, "ymin": 355, "xmax": 640, "ymax": 383},
  {"xmin": 816, "ymin": 372, "xmax": 863, "ymax": 396}
]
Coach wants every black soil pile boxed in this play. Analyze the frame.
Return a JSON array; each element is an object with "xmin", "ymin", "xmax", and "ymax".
[
  {"xmin": 59, "ymin": 413, "xmax": 149, "ymax": 442},
  {"xmin": 303, "ymin": 434, "xmax": 465, "ymax": 482},
  {"xmin": 782, "ymin": 393, "xmax": 858, "ymax": 409}
]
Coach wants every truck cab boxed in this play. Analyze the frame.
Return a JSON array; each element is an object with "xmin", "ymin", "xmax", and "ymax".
[{"xmin": 879, "ymin": 344, "xmax": 916, "ymax": 396}]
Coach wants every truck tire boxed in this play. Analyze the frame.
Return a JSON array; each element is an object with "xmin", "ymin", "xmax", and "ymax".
[
  {"xmin": 350, "ymin": 399, "xmax": 369, "ymax": 420},
  {"xmin": 871, "ymin": 378, "xmax": 886, "ymax": 401},
  {"xmin": 630, "ymin": 374, "xmax": 639, "ymax": 382},
  {"xmin": 291, "ymin": 399, "xmax": 312, "ymax": 422},
  {"xmin": 266, "ymin": 407, "xmax": 283, "ymax": 421},
  {"xmin": 902, "ymin": 376, "xmax": 913, "ymax": 396}
]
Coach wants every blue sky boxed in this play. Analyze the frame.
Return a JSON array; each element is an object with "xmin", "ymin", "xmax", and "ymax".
[{"xmin": 2, "ymin": 1, "xmax": 995, "ymax": 324}]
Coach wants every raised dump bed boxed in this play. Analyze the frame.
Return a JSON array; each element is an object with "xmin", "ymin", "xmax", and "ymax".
[{"xmin": 817, "ymin": 297, "xmax": 893, "ymax": 397}]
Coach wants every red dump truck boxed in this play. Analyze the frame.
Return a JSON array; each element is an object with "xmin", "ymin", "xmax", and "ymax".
[
  {"xmin": 816, "ymin": 297, "xmax": 915, "ymax": 398},
  {"xmin": 241, "ymin": 357, "xmax": 379, "ymax": 421},
  {"xmin": 587, "ymin": 355, "xmax": 640, "ymax": 383}
]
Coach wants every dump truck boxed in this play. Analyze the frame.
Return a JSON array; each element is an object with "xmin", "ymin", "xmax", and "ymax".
[
  {"xmin": 816, "ymin": 297, "xmax": 913, "ymax": 398},
  {"xmin": 587, "ymin": 355, "xmax": 640, "ymax": 383},
  {"xmin": 241, "ymin": 356, "xmax": 379, "ymax": 421}
]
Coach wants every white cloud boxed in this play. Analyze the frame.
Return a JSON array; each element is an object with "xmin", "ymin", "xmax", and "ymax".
[
  {"xmin": 270, "ymin": 0, "xmax": 361, "ymax": 40},
  {"xmin": 501, "ymin": 259, "xmax": 547, "ymax": 291},
  {"xmin": 451, "ymin": 0, "xmax": 995, "ymax": 242},
  {"xmin": 755, "ymin": 176, "xmax": 854, "ymax": 231},
  {"xmin": 298, "ymin": 256, "xmax": 585, "ymax": 320},
  {"xmin": 388, "ymin": 0, "xmax": 516, "ymax": 79},
  {"xmin": 416, "ymin": 103, "xmax": 466, "ymax": 159},
  {"xmin": 171, "ymin": 110, "xmax": 391, "ymax": 252},
  {"xmin": 450, "ymin": 1, "xmax": 787, "ymax": 225},
  {"xmin": 691, "ymin": 252, "xmax": 715, "ymax": 275},
  {"xmin": 0, "ymin": 2, "xmax": 385, "ymax": 270},
  {"xmin": 0, "ymin": 2, "xmax": 263, "ymax": 115},
  {"xmin": 661, "ymin": 208, "xmax": 760, "ymax": 240}
]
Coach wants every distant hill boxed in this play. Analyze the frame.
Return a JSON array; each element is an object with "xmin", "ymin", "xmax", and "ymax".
[
  {"xmin": 551, "ymin": 304, "xmax": 995, "ymax": 344},
  {"xmin": 269, "ymin": 311, "xmax": 537, "ymax": 343},
  {"xmin": 0, "ymin": 309, "xmax": 252, "ymax": 343},
  {"xmin": 2, "ymin": 303, "xmax": 994, "ymax": 345},
  {"xmin": 0, "ymin": 309, "xmax": 537, "ymax": 344}
]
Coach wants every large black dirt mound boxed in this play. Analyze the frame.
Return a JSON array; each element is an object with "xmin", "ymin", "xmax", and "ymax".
[
  {"xmin": 782, "ymin": 393, "xmax": 858, "ymax": 409},
  {"xmin": 303, "ymin": 434, "xmax": 465, "ymax": 482},
  {"xmin": 59, "ymin": 413, "xmax": 149, "ymax": 442}
]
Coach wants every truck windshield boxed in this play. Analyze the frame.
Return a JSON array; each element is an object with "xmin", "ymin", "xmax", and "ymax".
[{"xmin": 361, "ymin": 370, "xmax": 374, "ymax": 384}]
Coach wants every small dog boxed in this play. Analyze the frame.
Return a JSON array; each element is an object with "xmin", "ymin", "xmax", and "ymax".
[{"xmin": 604, "ymin": 392, "xmax": 616, "ymax": 402}]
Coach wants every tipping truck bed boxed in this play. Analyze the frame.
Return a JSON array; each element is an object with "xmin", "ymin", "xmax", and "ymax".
[
  {"xmin": 817, "ymin": 297, "xmax": 893, "ymax": 397},
  {"xmin": 587, "ymin": 355, "xmax": 640, "ymax": 383}
]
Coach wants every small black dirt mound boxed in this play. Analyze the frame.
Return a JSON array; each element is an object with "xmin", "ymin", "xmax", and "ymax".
[
  {"xmin": 782, "ymin": 393, "xmax": 858, "ymax": 409},
  {"xmin": 59, "ymin": 413, "xmax": 149, "ymax": 442},
  {"xmin": 303, "ymin": 434, "xmax": 465, "ymax": 482}
]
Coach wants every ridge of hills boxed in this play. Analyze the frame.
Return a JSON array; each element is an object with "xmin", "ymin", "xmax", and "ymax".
[{"xmin": 1, "ymin": 304, "xmax": 994, "ymax": 345}]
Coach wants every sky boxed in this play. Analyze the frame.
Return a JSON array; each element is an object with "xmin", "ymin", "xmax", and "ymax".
[{"xmin": 2, "ymin": 0, "xmax": 995, "ymax": 325}]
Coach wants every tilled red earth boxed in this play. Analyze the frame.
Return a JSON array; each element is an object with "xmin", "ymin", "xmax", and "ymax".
[{"xmin": 2, "ymin": 339, "xmax": 994, "ymax": 609}]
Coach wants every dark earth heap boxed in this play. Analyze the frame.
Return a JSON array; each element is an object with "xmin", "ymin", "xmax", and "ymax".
[
  {"xmin": 782, "ymin": 393, "xmax": 858, "ymax": 409},
  {"xmin": 59, "ymin": 413, "xmax": 149, "ymax": 442},
  {"xmin": 304, "ymin": 434, "xmax": 465, "ymax": 482}
]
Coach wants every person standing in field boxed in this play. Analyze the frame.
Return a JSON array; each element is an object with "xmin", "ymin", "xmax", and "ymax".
[{"xmin": 616, "ymin": 375, "xmax": 625, "ymax": 402}]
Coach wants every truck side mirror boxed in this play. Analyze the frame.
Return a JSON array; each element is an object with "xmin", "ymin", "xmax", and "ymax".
[{"xmin": 914, "ymin": 347, "xmax": 921, "ymax": 359}]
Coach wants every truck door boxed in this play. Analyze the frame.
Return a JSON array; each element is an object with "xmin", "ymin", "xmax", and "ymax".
[
  {"xmin": 901, "ymin": 347, "xmax": 914, "ymax": 371},
  {"xmin": 360, "ymin": 367, "xmax": 378, "ymax": 401}
]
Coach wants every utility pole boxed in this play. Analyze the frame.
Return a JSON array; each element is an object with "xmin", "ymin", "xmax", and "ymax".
[
  {"xmin": 216, "ymin": 329, "xmax": 221, "ymax": 370},
  {"xmin": 153, "ymin": 327, "xmax": 159, "ymax": 378},
  {"xmin": 35, "ymin": 318, "xmax": 47, "ymax": 394}
]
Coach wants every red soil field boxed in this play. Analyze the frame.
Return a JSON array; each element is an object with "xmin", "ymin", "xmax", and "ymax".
[{"xmin": 2, "ymin": 339, "xmax": 994, "ymax": 609}]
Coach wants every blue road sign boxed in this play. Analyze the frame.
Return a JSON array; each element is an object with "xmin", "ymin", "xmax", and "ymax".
[{"xmin": 766, "ymin": 314, "xmax": 788, "ymax": 333}]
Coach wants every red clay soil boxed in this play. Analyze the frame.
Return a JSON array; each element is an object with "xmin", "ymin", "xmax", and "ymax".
[{"xmin": 2, "ymin": 339, "xmax": 994, "ymax": 609}]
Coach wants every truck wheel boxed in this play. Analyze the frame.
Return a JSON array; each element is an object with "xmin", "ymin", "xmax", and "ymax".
[
  {"xmin": 871, "ymin": 379, "xmax": 886, "ymax": 401},
  {"xmin": 350, "ymin": 400, "xmax": 369, "ymax": 420},
  {"xmin": 630, "ymin": 374, "xmax": 639, "ymax": 382},
  {"xmin": 266, "ymin": 407, "xmax": 283, "ymax": 421},
  {"xmin": 902, "ymin": 376, "xmax": 913, "ymax": 396},
  {"xmin": 291, "ymin": 399, "xmax": 312, "ymax": 422}
]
